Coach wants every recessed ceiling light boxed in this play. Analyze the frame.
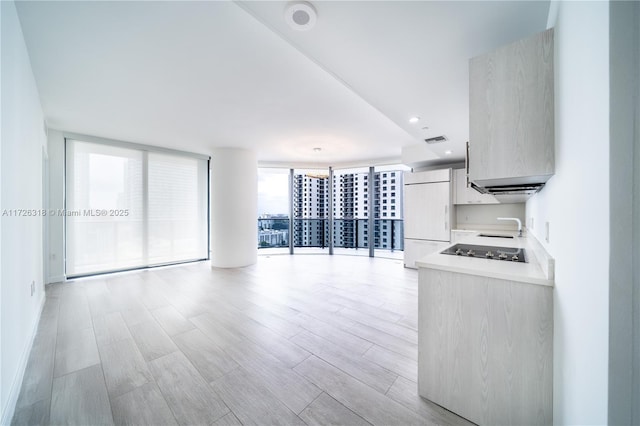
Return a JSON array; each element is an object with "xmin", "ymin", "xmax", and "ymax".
[
  {"xmin": 409, "ymin": 116, "xmax": 420, "ymax": 123},
  {"xmin": 285, "ymin": 2, "xmax": 317, "ymax": 31},
  {"xmin": 444, "ymin": 150, "xmax": 453, "ymax": 155},
  {"xmin": 313, "ymin": 147, "xmax": 322, "ymax": 152}
]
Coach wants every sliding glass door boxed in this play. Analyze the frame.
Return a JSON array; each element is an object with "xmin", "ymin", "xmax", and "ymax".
[
  {"xmin": 65, "ymin": 139, "xmax": 208, "ymax": 277},
  {"xmin": 293, "ymin": 168, "xmax": 330, "ymax": 254}
]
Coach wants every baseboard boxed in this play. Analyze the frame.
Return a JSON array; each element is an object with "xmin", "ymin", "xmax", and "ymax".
[{"xmin": 0, "ymin": 293, "xmax": 46, "ymax": 425}]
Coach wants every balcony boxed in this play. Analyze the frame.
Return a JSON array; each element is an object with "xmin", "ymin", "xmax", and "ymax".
[{"xmin": 258, "ymin": 218, "xmax": 404, "ymax": 258}]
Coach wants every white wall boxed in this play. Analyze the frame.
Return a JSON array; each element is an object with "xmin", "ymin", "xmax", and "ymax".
[
  {"xmin": 0, "ymin": 1, "xmax": 47, "ymax": 423},
  {"xmin": 526, "ymin": 1, "xmax": 610, "ymax": 423}
]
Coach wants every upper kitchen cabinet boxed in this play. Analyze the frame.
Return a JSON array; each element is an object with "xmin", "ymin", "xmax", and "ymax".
[
  {"xmin": 469, "ymin": 28, "xmax": 554, "ymax": 191},
  {"xmin": 453, "ymin": 168, "xmax": 499, "ymax": 205}
]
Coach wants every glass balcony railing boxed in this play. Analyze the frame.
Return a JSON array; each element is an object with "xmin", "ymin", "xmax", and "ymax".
[
  {"xmin": 333, "ymin": 219, "xmax": 404, "ymax": 250},
  {"xmin": 257, "ymin": 218, "xmax": 290, "ymax": 249},
  {"xmin": 257, "ymin": 218, "xmax": 404, "ymax": 251},
  {"xmin": 294, "ymin": 218, "xmax": 330, "ymax": 248},
  {"xmin": 373, "ymin": 219, "xmax": 404, "ymax": 250}
]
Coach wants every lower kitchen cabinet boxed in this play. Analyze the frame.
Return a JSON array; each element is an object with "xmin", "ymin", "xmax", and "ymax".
[
  {"xmin": 403, "ymin": 239, "xmax": 449, "ymax": 269},
  {"xmin": 418, "ymin": 268, "xmax": 553, "ymax": 425}
]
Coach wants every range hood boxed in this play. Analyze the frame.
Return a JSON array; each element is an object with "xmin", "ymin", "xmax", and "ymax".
[
  {"xmin": 465, "ymin": 138, "xmax": 552, "ymax": 202},
  {"xmin": 470, "ymin": 181, "xmax": 544, "ymax": 203},
  {"xmin": 468, "ymin": 157, "xmax": 553, "ymax": 202}
]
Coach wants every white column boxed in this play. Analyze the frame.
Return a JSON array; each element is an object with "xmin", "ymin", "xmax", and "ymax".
[{"xmin": 210, "ymin": 148, "xmax": 257, "ymax": 268}]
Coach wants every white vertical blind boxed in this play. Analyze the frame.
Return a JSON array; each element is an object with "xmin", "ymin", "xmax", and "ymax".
[{"xmin": 66, "ymin": 139, "xmax": 208, "ymax": 277}]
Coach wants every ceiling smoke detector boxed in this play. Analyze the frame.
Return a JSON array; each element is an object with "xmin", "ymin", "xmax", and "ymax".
[
  {"xmin": 285, "ymin": 2, "xmax": 317, "ymax": 31},
  {"xmin": 424, "ymin": 135, "xmax": 448, "ymax": 144}
]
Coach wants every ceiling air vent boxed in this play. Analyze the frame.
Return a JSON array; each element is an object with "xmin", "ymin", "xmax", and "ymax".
[{"xmin": 424, "ymin": 135, "xmax": 448, "ymax": 144}]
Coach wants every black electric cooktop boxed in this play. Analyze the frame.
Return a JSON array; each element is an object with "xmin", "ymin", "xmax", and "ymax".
[{"xmin": 441, "ymin": 243, "xmax": 527, "ymax": 263}]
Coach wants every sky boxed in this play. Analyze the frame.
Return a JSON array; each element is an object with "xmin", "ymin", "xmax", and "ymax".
[{"xmin": 258, "ymin": 169, "xmax": 289, "ymax": 216}]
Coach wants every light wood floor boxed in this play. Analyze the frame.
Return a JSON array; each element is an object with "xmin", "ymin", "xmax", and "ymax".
[{"xmin": 12, "ymin": 255, "xmax": 472, "ymax": 426}]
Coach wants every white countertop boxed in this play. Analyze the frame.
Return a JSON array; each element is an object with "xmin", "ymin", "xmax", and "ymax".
[{"xmin": 415, "ymin": 230, "xmax": 554, "ymax": 287}]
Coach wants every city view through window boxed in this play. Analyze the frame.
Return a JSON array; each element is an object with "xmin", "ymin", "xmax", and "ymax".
[
  {"xmin": 257, "ymin": 168, "xmax": 290, "ymax": 252},
  {"xmin": 258, "ymin": 165, "xmax": 409, "ymax": 256}
]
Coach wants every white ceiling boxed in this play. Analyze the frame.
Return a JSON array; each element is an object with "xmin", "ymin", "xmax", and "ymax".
[{"xmin": 15, "ymin": 0, "xmax": 549, "ymax": 167}]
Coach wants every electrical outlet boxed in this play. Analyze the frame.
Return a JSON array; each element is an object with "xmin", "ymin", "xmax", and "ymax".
[
  {"xmin": 545, "ymin": 221, "xmax": 550, "ymax": 243},
  {"xmin": 30, "ymin": 281, "xmax": 35, "ymax": 296},
  {"xmin": 530, "ymin": 217, "xmax": 534, "ymax": 230},
  {"xmin": 51, "ymin": 253, "xmax": 56, "ymax": 261}
]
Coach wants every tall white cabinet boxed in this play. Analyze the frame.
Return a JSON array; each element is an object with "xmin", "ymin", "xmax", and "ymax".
[{"xmin": 403, "ymin": 169, "xmax": 452, "ymax": 269}]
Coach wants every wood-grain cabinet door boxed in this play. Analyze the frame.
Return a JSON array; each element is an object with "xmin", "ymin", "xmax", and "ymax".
[
  {"xmin": 469, "ymin": 28, "xmax": 554, "ymax": 183},
  {"xmin": 404, "ymin": 182, "xmax": 450, "ymax": 241}
]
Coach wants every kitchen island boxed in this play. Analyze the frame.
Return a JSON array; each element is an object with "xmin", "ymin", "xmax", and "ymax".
[{"xmin": 416, "ymin": 231, "xmax": 554, "ymax": 425}]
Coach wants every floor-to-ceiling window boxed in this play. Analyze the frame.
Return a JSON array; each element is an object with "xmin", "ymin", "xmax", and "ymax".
[
  {"xmin": 293, "ymin": 168, "xmax": 330, "ymax": 254},
  {"xmin": 373, "ymin": 164, "xmax": 410, "ymax": 259},
  {"xmin": 257, "ymin": 168, "xmax": 290, "ymax": 254},
  {"xmin": 332, "ymin": 167, "xmax": 370, "ymax": 256},
  {"xmin": 65, "ymin": 138, "xmax": 209, "ymax": 277},
  {"xmin": 257, "ymin": 164, "xmax": 409, "ymax": 259}
]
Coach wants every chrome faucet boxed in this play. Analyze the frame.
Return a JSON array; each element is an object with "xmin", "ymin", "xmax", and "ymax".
[{"xmin": 497, "ymin": 217, "xmax": 523, "ymax": 237}]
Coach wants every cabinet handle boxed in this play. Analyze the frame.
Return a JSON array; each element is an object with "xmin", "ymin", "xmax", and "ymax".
[
  {"xmin": 465, "ymin": 141, "xmax": 470, "ymax": 187},
  {"xmin": 444, "ymin": 205, "xmax": 449, "ymax": 231}
]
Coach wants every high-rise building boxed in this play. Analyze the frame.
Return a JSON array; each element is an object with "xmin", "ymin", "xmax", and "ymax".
[
  {"xmin": 373, "ymin": 170, "xmax": 404, "ymax": 250},
  {"xmin": 292, "ymin": 170, "xmax": 404, "ymax": 250},
  {"xmin": 257, "ymin": 214, "xmax": 289, "ymax": 248},
  {"xmin": 293, "ymin": 173, "xmax": 329, "ymax": 247}
]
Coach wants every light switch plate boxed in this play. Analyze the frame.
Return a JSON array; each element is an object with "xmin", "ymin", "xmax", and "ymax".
[{"xmin": 545, "ymin": 221, "xmax": 550, "ymax": 243}]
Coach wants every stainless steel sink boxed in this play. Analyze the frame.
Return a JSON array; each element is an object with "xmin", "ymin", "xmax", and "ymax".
[{"xmin": 477, "ymin": 233, "xmax": 514, "ymax": 239}]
